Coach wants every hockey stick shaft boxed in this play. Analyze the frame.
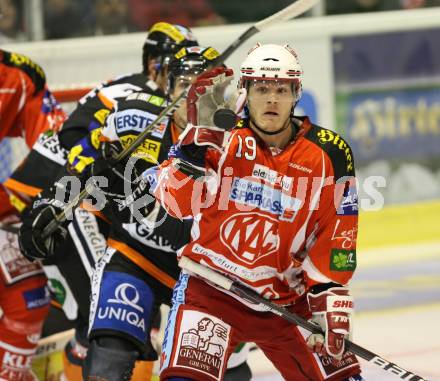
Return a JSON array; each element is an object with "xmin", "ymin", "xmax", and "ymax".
[
  {"xmin": 0, "ymin": 223, "xmax": 20, "ymax": 234},
  {"xmin": 42, "ymin": 0, "xmax": 320, "ymax": 238},
  {"xmin": 179, "ymin": 257, "xmax": 428, "ymax": 381},
  {"xmin": 42, "ymin": 92, "xmax": 188, "ymax": 237},
  {"xmin": 114, "ymin": 0, "xmax": 319, "ymax": 162},
  {"xmin": 221, "ymin": 0, "xmax": 320, "ymax": 62}
]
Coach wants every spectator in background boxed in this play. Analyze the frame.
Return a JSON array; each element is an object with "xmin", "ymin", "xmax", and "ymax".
[
  {"xmin": 210, "ymin": 0, "xmax": 293, "ymax": 24},
  {"xmin": 399, "ymin": 0, "xmax": 440, "ymax": 8},
  {"xmin": 326, "ymin": 0, "xmax": 440, "ymax": 14},
  {"xmin": 0, "ymin": 0, "xmax": 25, "ymax": 43},
  {"xmin": 326, "ymin": 0, "xmax": 398, "ymax": 14},
  {"xmin": 44, "ymin": 0, "xmax": 92, "ymax": 39},
  {"xmin": 95, "ymin": 0, "xmax": 131, "ymax": 35},
  {"xmin": 127, "ymin": 0, "xmax": 224, "ymax": 29}
]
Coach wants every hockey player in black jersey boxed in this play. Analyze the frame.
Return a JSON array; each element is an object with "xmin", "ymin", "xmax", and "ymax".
[
  {"xmin": 9, "ymin": 22, "xmax": 198, "ymax": 381},
  {"xmin": 19, "ymin": 47, "xmax": 252, "ymax": 381}
]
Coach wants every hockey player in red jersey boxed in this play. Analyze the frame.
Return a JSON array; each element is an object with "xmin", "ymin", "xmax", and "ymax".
[
  {"xmin": 0, "ymin": 50, "xmax": 66, "ymax": 219},
  {"xmin": 0, "ymin": 50, "xmax": 65, "ymax": 381},
  {"xmin": 148, "ymin": 43, "xmax": 364, "ymax": 381}
]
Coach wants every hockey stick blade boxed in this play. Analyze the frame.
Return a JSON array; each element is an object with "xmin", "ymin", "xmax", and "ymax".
[
  {"xmin": 179, "ymin": 257, "xmax": 428, "ymax": 381},
  {"xmin": 42, "ymin": 0, "xmax": 320, "ymax": 238}
]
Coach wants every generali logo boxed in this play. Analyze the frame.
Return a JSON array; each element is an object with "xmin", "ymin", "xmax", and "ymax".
[
  {"xmin": 177, "ymin": 317, "xmax": 228, "ymax": 378},
  {"xmin": 220, "ymin": 212, "xmax": 279, "ymax": 264}
]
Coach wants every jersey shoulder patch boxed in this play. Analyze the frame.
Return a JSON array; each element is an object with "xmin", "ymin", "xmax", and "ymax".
[
  {"xmin": 1, "ymin": 50, "xmax": 46, "ymax": 94},
  {"xmin": 119, "ymin": 92, "xmax": 167, "ymax": 114},
  {"xmin": 304, "ymin": 124, "xmax": 355, "ymax": 179}
]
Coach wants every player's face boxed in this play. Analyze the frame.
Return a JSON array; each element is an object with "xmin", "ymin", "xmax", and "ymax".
[
  {"xmin": 247, "ymin": 80, "xmax": 295, "ymax": 132},
  {"xmin": 170, "ymin": 74, "xmax": 198, "ymax": 131}
]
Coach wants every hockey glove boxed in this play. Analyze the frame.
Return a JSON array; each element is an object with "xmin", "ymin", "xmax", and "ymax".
[
  {"xmin": 89, "ymin": 139, "xmax": 134, "ymax": 187},
  {"xmin": 182, "ymin": 66, "xmax": 246, "ymax": 149},
  {"xmin": 306, "ymin": 287, "xmax": 353, "ymax": 359},
  {"xmin": 170, "ymin": 67, "xmax": 246, "ymax": 176},
  {"xmin": 19, "ymin": 198, "xmax": 68, "ymax": 260}
]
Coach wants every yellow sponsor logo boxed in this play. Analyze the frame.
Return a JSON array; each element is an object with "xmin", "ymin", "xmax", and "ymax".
[
  {"xmin": 90, "ymin": 128, "xmax": 102, "ymax": 149},
  {"xmin": 235, "ymin": 119, "xmax": 245, "ymax": 129},
  {"xmin": 94, "ymin": 109, "xmax": 110, "ymax": 125},
  {"xmin": 149, "ymin": 22, "xmax": 185, "ymax": 43},
  {"xmin": 175, "ymin": 47, "xmax": 187, "ymax": 60},
  {"xmin": 203, "ymin": 47, "xmax": 220, "ymax": 61},
  {"xmin": 120, "ymin": 135, "xmax": 161, "ymax": 164},
  {"xmin": 9, "ymin": 53, "xmax": 45, "ymax": 79},
  {"xmin": 149, "ymin": 95, "xmax": 165, "ymax": 107},
  {"xmin": 9, "ymin": 194, "xmax": 26, "ymax": 212},
  {"xmin": 317, "ymin": 129, "xmax": 354, "ymax": 172}
]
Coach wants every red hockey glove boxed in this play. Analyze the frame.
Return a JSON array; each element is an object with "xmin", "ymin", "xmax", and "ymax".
[
  {"xmin": 180, "ymin": 67, "xmax": 246, "ymax": 151},
  {"xmin": 307, "ymin": 287, "xmax": 353, "ymax": 359}
]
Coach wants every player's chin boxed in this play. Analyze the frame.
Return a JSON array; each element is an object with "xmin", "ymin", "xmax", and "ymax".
[{"xmin": 258, "ymin": 117, "xmax": 283, "ymax": 131}]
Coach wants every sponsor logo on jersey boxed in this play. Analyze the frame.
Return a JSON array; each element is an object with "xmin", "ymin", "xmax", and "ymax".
[
  {"xmin": 0, "ymin": 230, "xmax": 44, "ymax": 284},
  {"xmin": 33, "ymin": 131, "xmax": 68, "ymax": 166},
  {"xmin": 114, "ymin": 109, "xmax": 157, "ymax": 134},
  {"xmin": 23, "ymin": 286, "xmax": 50, "ymax": 309},
  {"xmin": 337, "ymin": 186, "xmax": 358, "ymax": 216},
  {"xmin": 122, "ymin": 221, "xmax": 177, "ymax": 253},
  {"xmin": 229, "ymin": 177, "xmax": 301, "ymax": 222},
  {"xmin": 331, "ymin": 219, "xmax": 357, "ymax": 249},
  {"xmin": 120, "ymin": 135, "xmax": 161, "ymax": 164},
  {"xmin": 74, "ymin": 208, "xmax": 107, "ymax": 261},
  {"xmin": 93, "ymin": 108, "xmax": 110, "ymax": 125},
  {"xmin": 191, "ymin": 244, "xmax": 279, "ymax": 283},
  {"xmin": 288, "ymin": 162, "xmax": 313, "ymax": 174},
  {"xmin": 151, "ymin": 121, "xmax": 168, "ymax": 139},
  {"xmin": 251, "ymin": 164, "xmax": 292, "ymax": 191},
  {"xmin": 174, "ymin": 310, "xmax": 230, "ymax": 380},
  {"xmin": 93, "ymin": 272, "xmax": 153, "ymax": 343},
  {"xmin": 220, "ymin": 212, "xmax": 279, "ymax": 264},
  {"xmin": 330, "ymin": 249, "xmax": 356, "ymax": 272},
  {"xmin": 48, "ymin": 278, "xmax": 67, "ymax": 306},
  {"xmin": 318, "ymin": 351, "xmax": 358, "ymax": 376},
  {"xmin": 332, "ymin": 300, "xmax": 353, "ymax": 309},
  {"xmin": 317, "ymin": 129, "xmax": 354, "ymax": 172},
  {"xmin": 125, "ymin": 92, "xmax": 166, "ymax": 107},
  {"xmin": 9, "ymin": 52, "xmax": 45, "ymax": 79},
  {"xmin": 2, "ymin": 351, "xmax": 32, "ymax": 372}
]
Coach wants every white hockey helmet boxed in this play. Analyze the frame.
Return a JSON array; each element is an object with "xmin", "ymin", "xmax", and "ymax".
[{"xmin": 239, "ymin": 43, "xmax": 303, "ymax": 102}]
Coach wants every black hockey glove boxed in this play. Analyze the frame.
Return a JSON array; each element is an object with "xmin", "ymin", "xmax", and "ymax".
[
  {"xmin": 19, "ymin": 198, "xmax": 68, "ymax": 261},
  {"xmin": 90, "ymin": 140, "xmax": 133, "ymax": 188}
]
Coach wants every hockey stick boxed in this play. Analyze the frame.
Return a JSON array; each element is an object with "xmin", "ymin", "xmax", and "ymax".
[
  {"xmin": 42, "ymin": 0, "xmax": 320, "ymax": 238},
  {"xmin": 0, "ymin": 223, "xmax": 20, "ymax": 235},
  {"xmin": 179, "ymin": 257, "xmax": 428, "ymax": 381}
]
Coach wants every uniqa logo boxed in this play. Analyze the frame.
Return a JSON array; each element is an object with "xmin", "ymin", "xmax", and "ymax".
[
  {"xmin": 97, "ymin": 307, "xmax": 146, "ymax": 330},
  {"xmin": 97, "ymin": 283, "xmax": 146, "ymax": 330},
  {"xmin": 220, "ymin": 212, "xmax": 279, "ymax": 264},
  {"xmin": 108, "ymin": 283, "xmax": 144, "ymax": 312}
]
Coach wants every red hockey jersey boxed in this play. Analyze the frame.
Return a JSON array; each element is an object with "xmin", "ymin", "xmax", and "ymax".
[
  {"xmin": 0, "ymin": 50, "xmax": 66, "ymax": 219},
  {"xmin": 154, "ymin": 118, "xmax": 358, "ymax": 306}
]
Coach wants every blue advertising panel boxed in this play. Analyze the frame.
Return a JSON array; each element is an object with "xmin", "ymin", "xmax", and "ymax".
[{"xmin": 333, "ymin": 29, "xmax": 440, "ymax": 164}]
